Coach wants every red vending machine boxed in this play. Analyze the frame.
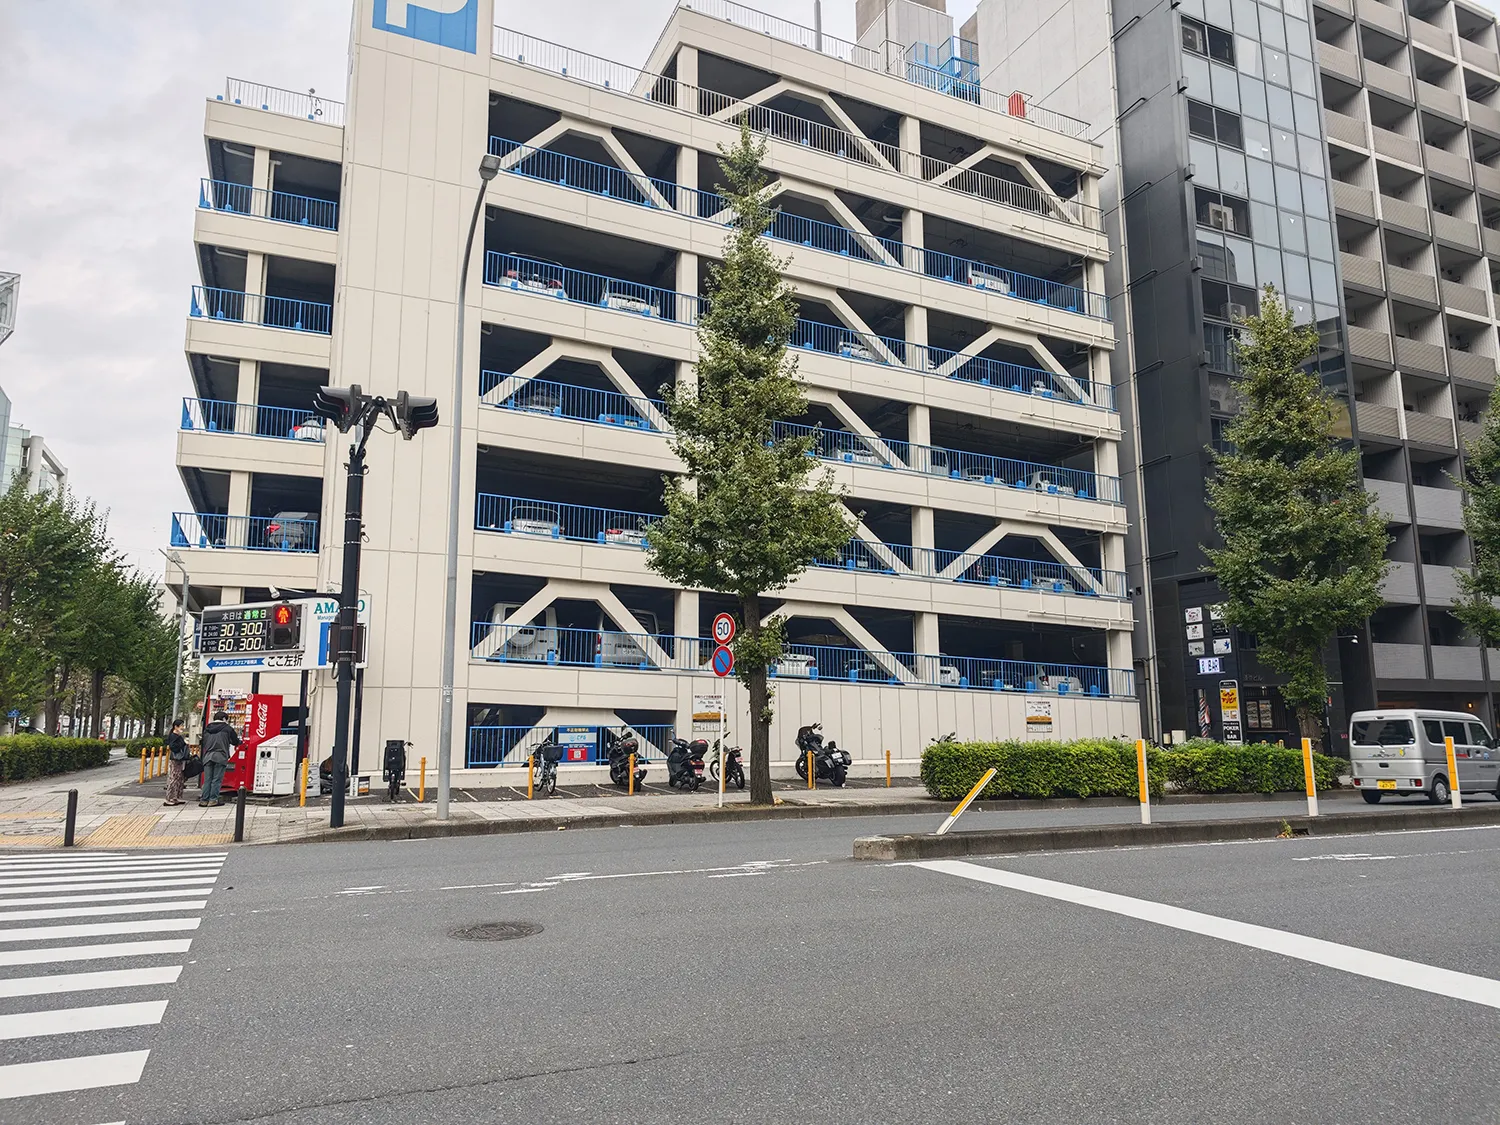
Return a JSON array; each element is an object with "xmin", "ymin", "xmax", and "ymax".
[{"xmin": 222, "ymin": 694, "xmax": 284, "ymax": 793}]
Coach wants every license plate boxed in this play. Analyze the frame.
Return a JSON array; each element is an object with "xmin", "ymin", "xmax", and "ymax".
[{"xmin": 1377, "ymin": 779, "xmax": 1397, "ymax": 790}]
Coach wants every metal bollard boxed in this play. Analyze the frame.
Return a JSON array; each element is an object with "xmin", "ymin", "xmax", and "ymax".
[
  {"xmin": 233, "ymin": 784, "xmax": 247, "ymax": 843},
  {"xmin": 138, "ymin": 751, "xmax": 146, "ymax": 785},
  {"xmin": 299, "ymin": 756, "xmax": 309, "ymax": 808},
  {"xmin": 628, "ymin": 753, "xmax": 636, "ymax": 796},
  {"xmin": 807, "ymin": 749, "xmax": 815, "ymax": 790},
  {"xmin": 885, "ymin": 749, "xmax": 892, "ymax": 787},
  {"xmin": 63, "ymin": 789, "xmax": 78, "ymax": 847},
  {"xmin": 419, "ymin": 756, "xmax": 427, "ymax": 802},
  {"xmin": 527, "ymin": 756, "xmax": 535, "ymax": 800}
]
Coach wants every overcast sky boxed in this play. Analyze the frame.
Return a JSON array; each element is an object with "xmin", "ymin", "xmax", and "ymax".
[{"xmin": 0, "ymin": 0, "xmax": 1020, "ymax": 577}]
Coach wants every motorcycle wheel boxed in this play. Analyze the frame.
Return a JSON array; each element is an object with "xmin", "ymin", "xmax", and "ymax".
[
  {"xmin": 733, "ymin": 767, "xmax": 745, "ymax": 790},
  {"xmin": 708, "ymin": 759, "xmax": 721, "ymax": 782},
  {"xmin": 794, "ymin": 755, "xmax": 808, "ymax": 779},
  {"xmin": 833, "ymin": 768, "xmax": 847, "ymax": 787}
]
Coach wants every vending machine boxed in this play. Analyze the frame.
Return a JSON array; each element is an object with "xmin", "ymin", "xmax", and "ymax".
[{"xmin": 222, "ymin": 694, "xmax": 284, "ymax": 793}]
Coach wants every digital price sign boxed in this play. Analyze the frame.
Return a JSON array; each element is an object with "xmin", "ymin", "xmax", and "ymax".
[{"xmin": 199, "ymin": 603, "xmax": 302, "ymax": 658}]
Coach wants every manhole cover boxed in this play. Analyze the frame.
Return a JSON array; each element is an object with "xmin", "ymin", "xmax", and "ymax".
[{"xmin": 450, "ymin": 921, "xmax": 543, "ymax": 942}]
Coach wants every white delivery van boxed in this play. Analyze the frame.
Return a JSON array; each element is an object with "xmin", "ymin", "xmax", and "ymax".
[
  {"xmin": 1348, "ymin": 709, "xmax": 1500, "ymax": 804},
  {"xmin": 484, "ymin": 602, "xmax": 559, "ymax": 663}
]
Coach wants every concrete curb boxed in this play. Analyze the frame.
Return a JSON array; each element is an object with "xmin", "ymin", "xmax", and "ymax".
[{"xmin": 851, "ymin": 803, "xmax": 1500, "ymax": 860}]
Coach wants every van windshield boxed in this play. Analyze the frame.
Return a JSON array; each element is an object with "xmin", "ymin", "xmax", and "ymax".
[{"xmin": 1351, "ymin": 719, "xmax": 1415, "ymax": 746}]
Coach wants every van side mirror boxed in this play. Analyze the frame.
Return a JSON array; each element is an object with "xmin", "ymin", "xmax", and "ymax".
[{"xmin": 1488, "ymin": 737, "xmax": 1498, "ymax": 750}]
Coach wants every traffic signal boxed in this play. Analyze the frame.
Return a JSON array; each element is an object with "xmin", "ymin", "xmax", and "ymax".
[
  {"xmin": 269, "ymin": 602, "xmax": 301, "ymax": 649},
  {"xmin": 395, "ymin": 391, "xmax": 439, "ymax": 439},
  {"xmin": 313, "ymin": 384, "xmax": 364, "ymax": 432}
]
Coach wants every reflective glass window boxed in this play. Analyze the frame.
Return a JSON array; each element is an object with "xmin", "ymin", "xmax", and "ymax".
[
  {"xmin": 1280, "ymin": 209, "xmax": 1307, "ymax": 252},
  {"xmin": 1283, "ymin": 252, "xmax": 1312, "ymax": 298},
  {"xmin": 1247, "ymin": 157, "xmax": 1277, "ymax": 201},
  {"xmin": 1267, "ymin": 85, "xmax": 1295, "ymax": 127},
  {"xmin": 1264, "ymin": 46, "xmax": 1288, "ymax": 86},
  {"xmin": 1243, "ymin": 116, "xmax": 1272, "ymax": 160},
  {"xmin": 1240, "ymin": 73, "xmax": 1268, "ymax": 117}
]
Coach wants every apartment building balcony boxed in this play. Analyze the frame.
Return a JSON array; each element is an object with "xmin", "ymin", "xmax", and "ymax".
[
  {"xmin": 1411, "ymin": 483, "xmax": 1465, "ymax": 529},
  {"xmin": 1404, "ymin": 409, "xmax": 1456, "ymax": 445},
  {"xmin": 1394, "ymin": 335, "xmax": 1447, "ymax": 376},
  {"xmin": 198, "ymin": 179, "xmax": 338, "ymax": 231},
  {"xmin": 1459, "ymin": 418, "xmax": 1484, "ymax": 446},
  {"xmin": 1366, "ymin": 477, "xmax": 1410, "ymax": 522},
  {"xmin": 189, "ymin": 286, "xmax": 332, "ymax": 334},
  {"xmin": 1422, "ymin": 563, "xmax": 1461, "ymax": 604},
  {"xmin": 1324, "ymin": 109, "xmax": 1368, "ymax": 149},
  {"xmin": 1483, "ymin": 227, "xmax": 1500, "ymax": 259},
  {"xmin": 1476, "ymin": 163, "xmax": 1500, "ymax": 196},
  {"xmin": 1355, "ymin": 0, "xmax": 1405, "ymax": 37},
  {"xmin": 1384, "ymin": 262, "xmax": 1438, "ymax": 306},
  {"xmin": 1314, "ymin": 0, "xmax": 1353, "ymax": 19},
  {"xmin": 1448, "ymin": 349, "xmax": 1497, "ymax": 386},
  {"xmin": 1363, "ymin": 59, "xmax": 1415, "ymax": 104},
  {"xmin": 1409, "ymin": 18, "xmax": 1455, "ymax": 55},
  {"xmin": 1469, "ymin": 101, "xmax": 1500, "ymax": 139},
  {"xmin": 1461, "ymin": 39, "xmax": 1500, "ymax": 75},
  {"xmin": 1380, "ymin": 195, "xmax": 1431, "ymax": 236},
  {"xmin": 1347, "ymin": 325, "xmax": 1394, "ymax": 367},
  {"xmin": 1432, "ymin": 211, "xmax": 1481, "ymax": 250},
  {"xmin": 1381, "ymin": 560, "xmax": 1420, "ymax": 601},
  {"xmin": 1355, "ymin": 400, "xmax": 1402, "ymax": 438},
  {"xmin": 1316, "ymin": 41, "xmax": 1362, "ymax": 84},
  {"xmin": 1372, "ymin": 641, "xmax": 1426, "ymax": 678},
  {"xmin": 1333, "ymin": 181, "xmax": 1377, "ymax": 220},
  {"xmin": 1441, "ymin": 278, "xmax": 1491, "ymax": 316},
  {"xmin": 1372, "ymin": 126, "xmax": 1422, "ymax": 167},
  {"xmin": 1431, "ymin": 645, "xmax": 1485, "ymax": 679},
  {"xmin": 1416, "ymin": 81, "xmax": 1464, "ymax": 122},
  {"xmin": 1341, "ymin": 251, "xmax": 1385, "ymax": 294}
]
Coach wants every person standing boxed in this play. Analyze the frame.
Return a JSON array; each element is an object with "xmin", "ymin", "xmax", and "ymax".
[
  {"xmin": 199, "ymin": 710, "xmax": 241, "ymax": 807},
  {"xmin": 164, "ymin": 719, "xmax": 191, "ymax": 806}
]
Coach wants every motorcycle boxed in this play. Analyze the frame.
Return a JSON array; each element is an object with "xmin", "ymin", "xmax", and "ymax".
[
  {"xmin": 793, "ymin": 722, "xmax": 851, "ymax": 787},
  {"xmin": 666, "ymin": 737, "xmax": 708, "ymax": 791},
  {"xmin": 529, "ymin": 735, "xmax": 563, "ymax": 797},
  {"xmin": 604, "ymin": 727, "xmax": 647, "ymax": 790},
  {"xmin": 706, "ymin": 737, "xmax": 745, "ymax": 790}
]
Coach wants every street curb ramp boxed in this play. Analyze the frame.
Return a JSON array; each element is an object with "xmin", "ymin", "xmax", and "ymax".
[{"xmin": 851, "ymin": 803, "xmax": 1500, "ymax": 860}]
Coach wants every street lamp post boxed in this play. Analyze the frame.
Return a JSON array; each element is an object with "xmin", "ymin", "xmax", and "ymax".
[
  {"xmin": 437, "ymin": 153, "xmax": 502, "ymax": 822},
  {"xmin": 159, "ymin": 549, "xmax": 189, "ymax": 725}
]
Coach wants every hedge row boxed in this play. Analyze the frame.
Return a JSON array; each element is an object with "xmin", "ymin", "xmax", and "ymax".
[
  {"xmin": 123, "ymin": 739, "xmax": 164, "ymax": 759},
  {"xmin": 920, "ymin": 738, "xmax": 1344, "ymax": 802},
  {"xmin": 0, "ymin": 737, "xmax": 113, "ymax": 784}
]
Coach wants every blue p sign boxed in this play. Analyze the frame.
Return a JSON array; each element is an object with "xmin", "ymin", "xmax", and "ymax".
[{"xmin": 372, "ymin": 0, "xmax": 478, "ymax": 53}]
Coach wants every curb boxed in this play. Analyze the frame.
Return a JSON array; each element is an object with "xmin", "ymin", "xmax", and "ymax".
[{"xmin": 851, "ymin": 803, "xmax": 1500, "ymax": 860}]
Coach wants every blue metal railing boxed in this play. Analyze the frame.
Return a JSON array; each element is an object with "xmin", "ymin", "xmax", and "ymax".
[
  {"xmin": 180, "ymin": 398, "xmax": 325, "ymax": 442},
  {"xmin": 189, "ymin": 285, "xmax": 333, "ymax": 335},
  {"xmin": 169, "ymin": 512, "xmax": 319, "ymax": 553},
  {"xmin": 220, "ymin": 78, "xmax": 344, "ymax": 126},
  {"xmin": 483, "ymin": 252, "xmax": 700, "ymax": 324},
  {"xmin": 485, "ymin": 137, "xmax": 1107, "ymax": 321},
  {"xmin": 467, "ymin": 724, "xmax": 678, "ymax": 767},
  {"xmin": 199, "ymin": 179, "xmax": 338, "ymax": 230},
  {"xmin": 479, "ymin": 373, "xmax": 664, "ymax": 429},
  {"xmin": 816, "ymin": 541, "xmax": 1127, "ymax": 598},
  {"xmin": 475, "ymin": 493, "xmax": 662, "ymax": 545},
  {"xmin": 468, "ymin": 620, "xmax": 1135, "ymax": 696}
]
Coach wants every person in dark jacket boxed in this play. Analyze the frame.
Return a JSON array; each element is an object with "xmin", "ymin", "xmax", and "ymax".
[
  {"xmin": 164, "ymin": 719, "xmax": 191, "ymax": 806},
  {"xmin": 199, "ymin": 711, "xmax": 241, "ymax": 807}
]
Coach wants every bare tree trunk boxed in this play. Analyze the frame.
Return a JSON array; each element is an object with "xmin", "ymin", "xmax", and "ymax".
[
  {"xmin": 44, "ymin": 663, "xmax": 68, "ymax": 736},
  {"xmin": 89, "ymin": 669, "xmax": 105, "ymax": 739},
  {"xmin": 1297, "ymin": 707, "xmax": 1323, "ymax": 755},
  {"xmin": 741, "ymin": 594, "xmax": 774, "ymax": 805}
]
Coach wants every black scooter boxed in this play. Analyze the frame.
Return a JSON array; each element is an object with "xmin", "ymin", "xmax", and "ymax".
[
  {"xmin": 707, "ymin": 738, "xmax": 745, "ymax": 790},
  {"xmin": 529, "ymin": 736, "xmax": 563, "ymax": 797},
  {"xmin": 667, "ymin": 737, "xmax": 708, "ymax": 790},
  {"xmin": 604, "ymin": 728, "xmax": 647, "ymax": 790},
  {"xmin": 794, "ymin": 723, "xmax": 851, "ymax": 786}
]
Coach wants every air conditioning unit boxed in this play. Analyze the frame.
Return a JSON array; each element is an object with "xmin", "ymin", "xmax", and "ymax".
[
  {"xmin": 1207, "ymin": 203, "xmax": 1233, "ymax": 231},
  {"xmin": 1227, "ymin": 302, "xmax": 1249, "ymax": 321}
]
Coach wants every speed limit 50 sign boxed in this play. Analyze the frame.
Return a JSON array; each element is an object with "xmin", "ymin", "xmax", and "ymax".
[{"xmin": 712, "ymin": 613, "xmax": 736, "ymax": 645}]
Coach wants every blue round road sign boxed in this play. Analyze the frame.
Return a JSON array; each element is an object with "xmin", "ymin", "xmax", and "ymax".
[{"xmin": 711, "ymin": 645, "xmax": 735, "ymax": 677}]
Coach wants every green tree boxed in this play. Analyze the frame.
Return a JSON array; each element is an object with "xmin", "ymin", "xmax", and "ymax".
[
  {"xmin": 1452, "ymin": 401, "xmax": 1500, "ymax": 646},
  {"xmin": 1205, "ymin": 288, "xmax": 1389, "ymax": 750},
  {"xmin": 121, "ymin": 611, "xmax": 186, "ymax": 736},
  {"xmin": 647, "ymin": 122, "xmax": 852, "ymax": 803},
  {"xmin": 68, "ymin": 564, "xmax": 161, "ymax": 737}
]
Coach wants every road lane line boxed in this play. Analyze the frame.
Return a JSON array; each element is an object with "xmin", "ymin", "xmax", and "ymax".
[
  {"xmin": 0, "ymin": 918, "xmax": 200, "ymax": 943},
  {"xmin": 0, "ymin": 889, "xmax": 210, "ymax": 908},
  {"xmin": 914, "ymin": 859, "xmax": 1500, "ymax": 1011},
  {"xmin": 0, "ymin": 1050, "xmax": 150, "ymax": 1099},
  {"xmin": 0, "ymin": 939, "xmax": 193, "ymax": 968},
  {"xmin": 0, "ymin": 900, "xmax": 208, "ymax": 922},
  {"xmin": 0, "ymin": 966, "xmax": 182, "ymax": 998},
  {"xmin": 0, "ymin": 999, "xmax": 168, "ymax": 1041}
]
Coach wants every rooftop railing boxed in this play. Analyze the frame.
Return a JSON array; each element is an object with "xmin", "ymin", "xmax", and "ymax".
[
  {"xmin": 189, "ymin": 285, "xmax": 333, "ymax": 335},
  {"xmin": 490, "ymin": 29, "xmax": 1100, "ymax": 230},
  {"xmin": 474, "ymin": 490, "xmax": 1128, "ymax": 597},
  {"xmin": 675, "ymin": 0, "xmax": 1091, "ymax": 138},
  {"xmin": 199, "ymin": 179, "xmax": 339, "ymax": 231},
  {"xmin": 180, "ymin": 398, "xmax": 325, "ymax": 442},
  {"xmin": 170, "ymin": 512, "xmax": 319, "ymax": 553},
  {"xmin": 219, "ymin": 79, "xmax": 344, "ymax": 126},
  {"xmin": 469, "ymin": 620, "xmax": 1135, "ymax": 696}
]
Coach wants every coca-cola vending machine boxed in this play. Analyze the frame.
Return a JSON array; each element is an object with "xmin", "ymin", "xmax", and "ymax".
[{"xmin": 222, "ymin": 694, "xmax": 283, "ymax": 793}]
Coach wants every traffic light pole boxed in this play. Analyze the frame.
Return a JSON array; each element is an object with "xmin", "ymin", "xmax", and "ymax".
[{"xmin": 328, "ymin": 424, "xmax": 370, "ymax": 830}]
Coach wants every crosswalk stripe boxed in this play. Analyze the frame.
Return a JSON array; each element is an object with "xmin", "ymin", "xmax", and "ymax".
[
  {"xmin": 0, "ymin": 877, "xmax": 220, "ymax": 896},
  {"xmin": 0, "ymin": 852, "xmax": 224, "ymax": 866},
  {"xmin": 0, "ymin": 1049, "xmax": 150, "ymax": 1099},
  {"xmin": 0, "ymin": 966, "xmax": 183, "ymax": 998},
  {"xmin": 0, "ymin": 888, "xmax": 210, "ymax": 908},
  {"xmin": 0, "ymin": 855, "xmax": 228, "ymax": 871},
  {"xmin": 0, "ymin": 900, "xmax": 209, "ymax": 922},
  {"xmin": 0, "ymin": 918, "xmax": 200, "ymax": 943},
  {"xmin": 0, "ymin": 863, "xmax": 225, "ymax": 878},
  {"xmin": 0, "ymin": 938, "xmax": 193, "ymax": 968},
  {"xmin": 0, "ymin": 867, "xmax": 223, "ymax": 887},
  {"xmin": 0, "ymin": 999, "xmax": 168, "ymax": 1041}
]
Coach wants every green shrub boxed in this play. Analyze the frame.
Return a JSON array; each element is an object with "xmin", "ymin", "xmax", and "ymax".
[
  {"xmin": 0, "ymin": 736, "xmax": 112, "ymax": 783},
  {"xmin": 921, "ymin": 737, "xmax": 1343, "ymax": 801},
  {"xmin": 123, "ymin": 738, "xmax": 165, "ymax": 759}
]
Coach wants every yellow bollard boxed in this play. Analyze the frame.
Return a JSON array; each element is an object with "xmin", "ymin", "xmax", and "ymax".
[
  {"xmin": 628, "ymin": 753, "xmax": 636, "ymax": 796},
  {"xmin": 1301, "ymin": 737, "xmax": 1319, "ymax": 817},
  {"xmin": 527, "ymin": 756, "xmax": 535, "ymax": 800},
  {"xmin": 807, "ymin": 749, "xmax": 815, "ymax": 790},
  {"xmin": 419, "ymin": 756, "xmax": 427, "ymax": 802},
  {"xmin": 885, "ymin": 749, "xmax": 892, "ymax": 788},
  {"xmin": 299, "ymin": 756, "xmax": 310, "ymax": 807},
  {"xmin": 138, "ymin": 749, "xmax": 146, "ymax": 785},
  {"xmin": 1444, "ymin": 736, "xmax": 1463, "ymax": 810},
  {"xmin": 1136, "ymin": 738, "xmax": 1151, "ymax": 825}
]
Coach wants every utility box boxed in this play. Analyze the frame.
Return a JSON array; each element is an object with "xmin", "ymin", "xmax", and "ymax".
[{"xmin": 252, "ymin": 734, "xmax": 301, "ymax": 796}]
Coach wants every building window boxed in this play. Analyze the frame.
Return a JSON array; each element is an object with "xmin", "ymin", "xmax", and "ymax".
[
  {"xmin": 1194, "ymin": 187, "xmax": 1251, "ymax": 237},
  {"xmin": 1182, "ymin": 17, "xmax": 1235, "ymax": 64},
  {"xmin": 1204, "ymin": 321, "xmax": 1242, "ymax": 373},
  {"xmin": 1201, "ymin": 278, "xmax": 1259, "ymax": 323},
  {"xmin": 1210, "ymin": 416, "xmax": 1235, "ymax": 455},
  {"xmin": 1187, "ymin": 99, "xmax": 1243, "ymax": 149}
]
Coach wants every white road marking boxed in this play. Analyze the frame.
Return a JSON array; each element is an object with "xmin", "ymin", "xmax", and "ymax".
[
  {"xmin": 0, "ymin": 900, "xmax": 208, "ymax": 922},
  {"xmin": 0, "ymin": 939, "xmax": 193, "ymax": 968},
  {"xmin": 0, "ymin": 877, "xmax": 220, "ymax": 896},
  {"xmin": 0, "ymin": 1050, "xmax": 149, "ymax": 1099},
  {"xmin": 0, "ymin": 999, "xmax": 168, "ymax": 1041},
  {"xmin": 0, "ymin": 858, "xmax": 226, "ymax": 874},
  {"xmin": 0, "ymin": 888, "xmax": 210, "ymax": 908},
  {"xmin": 914, "ymin": 859, "xmax": 1500, "ymax": 1011},
  {"xmin": 0, "ymin": 917, "xmax": 200, "ymax": 943},
  {"xmin": 0, "ymin": 867, "xmax": 222, "ymax": 888},
  {"xmin": 0, "ymin": 965, "xmax": 182, "ymax": 998},
  {"xmin": 0, "ymin": 852, "xmax": 224, "ymax": 867}
]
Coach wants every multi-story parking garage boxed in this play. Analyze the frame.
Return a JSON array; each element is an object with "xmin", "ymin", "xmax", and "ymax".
[{"xmin": 169, "ymin": 0, "xmax": 1139, "ymax": 775}]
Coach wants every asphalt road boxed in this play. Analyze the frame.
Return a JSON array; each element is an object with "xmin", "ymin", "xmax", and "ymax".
[{"xmin": 5, "ymin": 812, "xmax": 1500, "ymax": 1124}]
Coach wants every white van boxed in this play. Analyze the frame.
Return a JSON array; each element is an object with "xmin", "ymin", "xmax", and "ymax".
[
  {"xmin": 1348, "ymin": 709, "xmax": 1500, "ymax": 804},
  {"xmin": 484, "ymin": 603, "xmax": 559, "ymax": 663},
  {"xmin": 596, "ymin": 610, "xmax": 660, "ymax": 667}
]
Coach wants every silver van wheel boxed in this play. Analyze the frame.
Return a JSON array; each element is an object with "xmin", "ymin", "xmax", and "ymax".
[{"xmin": 1429, "ymin": 775, "xmax": 1449, "ymax": 804}]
